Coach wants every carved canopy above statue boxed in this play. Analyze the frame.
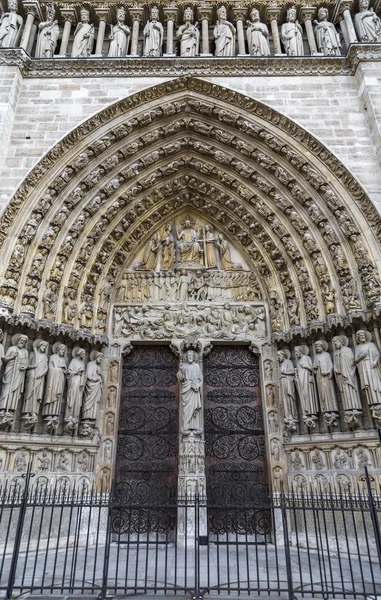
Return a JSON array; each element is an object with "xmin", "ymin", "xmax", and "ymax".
[{"xmin": 0, "ymin": 77, "xmax": 380, "ymax": 342}]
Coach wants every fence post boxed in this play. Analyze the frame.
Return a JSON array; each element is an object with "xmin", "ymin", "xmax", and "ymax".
[
  {"xmin": 280, "ymin": 484, "xmax": 295, "ymax": 600},
  {"xmin": 6, "ymin": 464, "xmax": 34, "ymax": 600},
  {"xmin": 364, "ymin": 466, "xmax": 381, "ymax": 565},
  {"xmin": 194, "ymin": 493, "xmax": 200, "ymax": 599},
  {"xmin": 98, "ymin": 490, "xmax": 112, "ymax": 600}
]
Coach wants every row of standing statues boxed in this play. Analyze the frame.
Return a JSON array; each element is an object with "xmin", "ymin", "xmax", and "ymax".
[
  {"xmin": 0, "ymin": 1, "xmax": 380, "ymax": 59},
  {"xmin": 0, "ymin": 333, "xmax": 103, "ymax": 435},
  {"xmin": 278, "ymin": 330, "xmax": 381, "ymax": 432}
]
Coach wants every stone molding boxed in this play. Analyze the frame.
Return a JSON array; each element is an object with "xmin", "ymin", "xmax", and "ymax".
[{"xmin": 0, "ymin": 44, "xmax": 381, "ymax": 77}]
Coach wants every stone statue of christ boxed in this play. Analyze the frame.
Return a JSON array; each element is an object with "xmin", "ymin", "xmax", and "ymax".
[{"xmin": 178, "ymin": 350, "xmax": 202, "ymax": 432}]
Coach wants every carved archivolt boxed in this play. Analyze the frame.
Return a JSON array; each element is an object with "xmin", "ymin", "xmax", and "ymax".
[{"xmin": 0, "ymin": 77, "xmax": 380, "ymax": 340}]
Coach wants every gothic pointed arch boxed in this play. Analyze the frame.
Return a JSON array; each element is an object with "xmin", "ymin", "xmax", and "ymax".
[{"xmin": 0, "ymin": 77, "xmax": 380, "ymax": 344}]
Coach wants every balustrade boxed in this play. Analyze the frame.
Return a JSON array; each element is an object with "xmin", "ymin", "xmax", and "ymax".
[{"xmin": 0, "ymin": 1, "xmax": 378, "ymax": 59}]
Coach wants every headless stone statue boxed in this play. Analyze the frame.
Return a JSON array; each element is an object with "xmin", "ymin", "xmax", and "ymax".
[
  {"xmin": 354, "ymin": 0, "xmax": 381, "ymax": 42},
  {"xmin": 0, "ymin": 0, "xmax": 23, "ymax": 48}
]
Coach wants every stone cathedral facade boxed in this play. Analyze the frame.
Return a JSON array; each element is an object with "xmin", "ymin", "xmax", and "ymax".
[{"xmin": 0, "ymin": 0, "xmax": 380, "ymax": 505}]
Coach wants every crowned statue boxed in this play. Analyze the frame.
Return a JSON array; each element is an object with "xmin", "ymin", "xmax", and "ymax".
[
  {"xmin": 214, "ymin": 6, "xmax": 236, "ymax": 56},
  {"xmin": 314, "ymin": 7, "xmax": 341, "ymax": 56},
  {"xmin": 281, "ymin": 7, "xmax": 304, "ymax": 56},
  {"xmin": 71, "ymin": 8, "xmax": 95, "ymax": 57},
  {"xmin": 177, "ymin": 218, "xmax": 203, "ymax": 265},
  {"xmin": 108, "ymin": 7, "xmax": 130, "ymax": 57},
  {"xmin": 246, "ymin": 8, "xmax": 270, "ymax": 56},
  {"xmin": 143, "ymin": 6, "xmax": 164, "ymax": 56},
  {"xmin": 354, "ymin": 0, "xmax": 381, "ymax": 42},
  {"xmin": 177, "ymin": 6, "xmax": 200, "ymax": 56},
  {"xmin": 35, "ymin": 5, "xmax": 60, "ymax": 58},
  {"xmin": 0, "ymin": 0, "xmax": 23, "ymax": 48}
]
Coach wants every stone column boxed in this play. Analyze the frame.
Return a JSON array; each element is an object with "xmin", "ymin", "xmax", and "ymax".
[
  {"xmin": 95, "ymin": 8, "xmax": 110, "ymax": 56},
  {"xmin": 233, "ymin": 7, "xmax": 247, "ymax": 56},
  {"xmin": 338, "ymin": 15, "xmax": 350, "ymax": 46},
  {"xmin": 300, "ymin": 7, "xmax": 320, "ymax": 55},
  {"xmin": 59, "ymin": 9, "xmax": 76, "ymax": 56},
  {"xmin": 266, "ymin": 7, "xmax": 284, "ymax": 55},
  {"xmin": 164, "ymin": 7, "xmax": 177, "ymax": 56},
  {"xmin": 26, "ymin": 21, "xmax": 37, "ymax": 55},
  {"xmin": 130, "ymin": 8, "xmax": 143, "ymax": 56},
  {"xmin": 338, "ymin": 0, "xmax": 357, "ymax": 43},
  {"xmin": 199, "ymin": 7, "xmax": 212, "ymax": 56},
  {"xmin": 20, "ymin": 5, "xmax": 38, "ymax": 50}
]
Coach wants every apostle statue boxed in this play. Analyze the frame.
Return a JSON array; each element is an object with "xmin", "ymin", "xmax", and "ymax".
[
  {"xmin": 313, "ymin": 340, "xmax": 339, "ymax": 420},
  {"xmin": 354, "ymin": 0, "xmax": 381, "ymax": 42},
  {"xmin": 65, "ymin": 347, "xmax": 86, "ymax": 427},
  {"xmin": 177, "ymin": 219, "xmax": 202, "ymax": 264},
  {"xmin": 0, "ymin": 334, "xmax": 28, "ymax": 413},
  {"xmin": 177, "ymin": 6, "xmax": 199, "ymax": 56},
  {"xmin": 161, "ymin": 223, "xmax": 175, "ymax": 270},
  {"xmin": 246, "ymin": 8, "xmax": 270, "ymax": 56},
  {"xmin": 314, "ymin": 7, "xmax": 341, "ymax": 56},
  {"xmin": 281, "ymin": 7, "xmax": 304, "ymax": 56},
  {"xmin": 178, "ymin": 349, "xmax": 202, "ymax": 433},
  {"xmin": 277, "ymin": 349, "xmax": 298, "ymax": 429},
  {"xmin": 355, "ymin": 330, "xmax": 381, "ymax": 408},
  {"xmin": 35, "ymin": 5, "xmax": 60, "ymax": 58},
  {"xmin": 333, "ymin": 335, "xmax": 362, "ymax": 413},
  {"xmin": 214, "ymin": 6, "xmax": 236, "ymax": 56},
  {"xmin": 71, "ymin": 8, "xmax": 95, "ymax": 58},
  {"xmin": 43, "ymin": 343, "xmax": 67, "ymax": 417},
  {"xmin": 108, "ymin": 7, "xmax": 130, "ymax": 57},
  {"xmin": 0, "ymin": 0, "xmax": 23, "ymax": 48},
  {"xmin": 143, "ymin": 6, "xmax": 164, "ymax": 57},
  {"xmin": 82, "ymin": 351, "xmax": 103, "ymax": 421},
  {"xmin": 294, "ymin": 345, "xmax": 319, "ymax": 425},
  {"xmin": 22, "ymin": 340, "xmax": 49, "ymax": 424}
]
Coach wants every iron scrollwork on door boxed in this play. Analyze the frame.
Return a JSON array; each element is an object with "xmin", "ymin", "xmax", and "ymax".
[
  {"xmin": 114, "ymin": 346, "xmax": 178, "ymax": 533},
  {"xmin": 204, "ymin": 347, "xmax": 270, "ymax": 536}
]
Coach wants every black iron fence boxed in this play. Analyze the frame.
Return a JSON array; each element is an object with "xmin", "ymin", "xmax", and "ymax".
[{"xmin": 0, "ymin": 469, "xmax": 381, "ymax": 599}]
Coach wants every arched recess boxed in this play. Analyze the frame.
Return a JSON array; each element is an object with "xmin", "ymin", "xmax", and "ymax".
[{"xmin": 0, "ymin": 77, "xmax": 380, "ymax": 345}]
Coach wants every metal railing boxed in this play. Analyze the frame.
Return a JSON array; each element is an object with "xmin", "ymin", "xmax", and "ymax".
[{"xmin": 0, "ymin": 468, "xmax": 380, "ymax": 599}]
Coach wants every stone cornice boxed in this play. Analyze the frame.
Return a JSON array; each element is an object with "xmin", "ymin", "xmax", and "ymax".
[{"xmin": 0, "ymin": 44, "xmax": 381, "ymax": 77}]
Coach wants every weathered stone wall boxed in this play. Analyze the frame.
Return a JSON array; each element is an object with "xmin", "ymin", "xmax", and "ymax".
[{"xmin": 0, "ymin": 67, "xmax": 381, "ymax": 212}]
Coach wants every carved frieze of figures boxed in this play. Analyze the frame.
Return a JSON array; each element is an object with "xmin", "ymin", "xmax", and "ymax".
[
  {"xmin": 116, "ymin": 270, "xmax": 259, "ymax": 304},
  {"xmin": 314, "ymin": 8, "xmax": 341, "ymax": 56},
  {"xmin": 113, "ymin": 303, "xmax": 266, "ymax": 341},
  {"xmin": 177, "ymin": 7, "xmax": 199, "ymax": 57}
]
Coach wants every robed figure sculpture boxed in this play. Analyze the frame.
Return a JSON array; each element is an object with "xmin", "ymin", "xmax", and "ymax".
[{"xmin": 178, "ymin": 350, "xmax": 202, "ymax": 432}]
